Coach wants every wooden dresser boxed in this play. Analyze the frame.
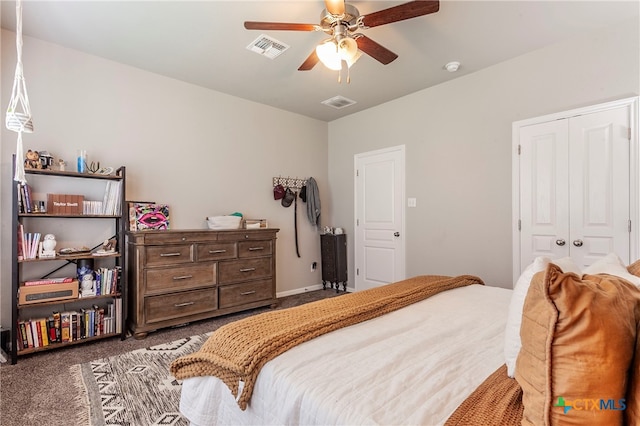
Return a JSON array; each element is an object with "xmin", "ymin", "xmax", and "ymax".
[{"xmin": 126, "ymin": 228, "xmax": 278, "ymax": 338}]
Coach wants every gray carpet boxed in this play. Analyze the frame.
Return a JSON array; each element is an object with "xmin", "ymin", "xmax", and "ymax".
[{"xmin": 0, "ymin": 289, "xmax": 341, "ymax": 426}]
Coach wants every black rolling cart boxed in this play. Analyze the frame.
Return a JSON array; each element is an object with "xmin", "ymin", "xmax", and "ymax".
[{"xmin": 320, "ymin": 233, "xmax": 347, "ymax": 293}]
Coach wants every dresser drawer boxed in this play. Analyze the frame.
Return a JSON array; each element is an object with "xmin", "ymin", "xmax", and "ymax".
[
  {"xmin": 146, "ymin": 263, "xmax": 216, "ymax": 293},
  {"xmin": 217, "ymin": 230, "xmax": 277, "ymax": 241},
  {"xmin": 143, "ymin": 231, "xmax": 218, "ymax": 244},
  {"xmin": 145, "ymin": 244, "xmax": 194, "ymax": 267},
  {"xmin": 219, "ymin": 279, "xmax": 273, "ymax": 309},
  {"xmin": 219, "ymin": 258, "xmax": 272, "ymax": 284},
  {"xmin": 145, "ymin": 288, "xmax": 218, "ymax": 324},
  {"xmin": 238, "ymin": 240, "xmax": 272, "ymax": 258},
  {"xmin": 197, "ymin": 242, "xmax": 237, "ymax": 261}
]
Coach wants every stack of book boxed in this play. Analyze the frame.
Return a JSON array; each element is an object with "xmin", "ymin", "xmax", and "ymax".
[
  {"xmin": 16, "ymin": 299, "xmax": 122, "ymax": 350},
  {"xmin": 102, "ymin": 181, "xmax": 122, "ymax": 215},
  {"xmin": 91, "ymin": 266, "xmax": 121, "ymax": 296},
  {"xmin": 17, "ymin": 226, "xmax": 40, "ymax": 260}
]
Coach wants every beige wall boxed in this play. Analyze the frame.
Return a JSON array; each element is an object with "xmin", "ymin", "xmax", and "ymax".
[
  {"xmin": 1, "ymin": 30, "xmax": 328, "ymax": 328},
  {"xmin": 2, "ymin": 16, "xmax": 639, "ymax": 330},
  {"xmin": 328, "ymin": 18, "xmax": 640, "ymax": 289}
]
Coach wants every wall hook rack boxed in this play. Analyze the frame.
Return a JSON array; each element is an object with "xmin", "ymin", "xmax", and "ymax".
[{"xmin": 272, "ymin": 176, "xmax": 307, "ymax": 190}]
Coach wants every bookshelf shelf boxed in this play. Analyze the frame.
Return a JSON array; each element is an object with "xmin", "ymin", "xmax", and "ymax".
[
  {"xmin": 16, "ymin": 331, "xmax": 121, "ymax": 356},
  {"xmin": 17, "ymin": 292, "xmax": 123, "ymax": 309},
  {"xmin": 18, "ymin": 253, "xmax": 121, "ymax": 263},
  {"xmin": 10, "ymin": 157, "xmax": 128, "ymax": 364}
]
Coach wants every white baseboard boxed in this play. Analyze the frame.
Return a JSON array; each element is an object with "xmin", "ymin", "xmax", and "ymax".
[{"xmin": 276, "ymin": 284, "xmax": 352, "ymax": 298}]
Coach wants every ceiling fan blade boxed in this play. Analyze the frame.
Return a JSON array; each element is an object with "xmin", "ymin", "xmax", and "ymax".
[
  {"xmin": 356, "ymin": 36, "xmax": 398, "ymax": 65},
  {"xmin": 298, "ymin": 50, "xmax": 320, "ymax": 71},
  {"xmin": 244, "ymin": 21, "xmax": 318, "ymax": 31},
  {"xmin": 361, "ymin": 1, "xmax": 440, "ymax": 28},
  {"xmin": 324, "ymin": 0, "xmax": 345, "ymax": 16}
]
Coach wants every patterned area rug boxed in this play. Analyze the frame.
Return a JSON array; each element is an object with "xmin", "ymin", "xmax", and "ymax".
[{"xmin": 73, "ymin": 333, "xmax": 211, "ymax": 425}]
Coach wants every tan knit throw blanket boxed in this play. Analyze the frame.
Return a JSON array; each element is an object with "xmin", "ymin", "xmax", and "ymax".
[{"xmin": 170, "ymin": 274, "xmax": 484, "ymax": 410}]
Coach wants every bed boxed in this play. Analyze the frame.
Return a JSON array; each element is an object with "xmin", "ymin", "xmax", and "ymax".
[{"xmin": 171, "ymin": 254, "xmax": 640, "ymax": 426}]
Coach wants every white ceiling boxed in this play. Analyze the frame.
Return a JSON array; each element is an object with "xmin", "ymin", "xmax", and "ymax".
[{"xmin": 1, "ymin": 1, "xmax": 638, "ymax": 122}]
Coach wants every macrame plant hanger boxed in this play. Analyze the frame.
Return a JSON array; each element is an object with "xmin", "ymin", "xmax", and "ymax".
[{"xmin": 6, "ymin": 0, "xmax": 34, "ymax": 184}]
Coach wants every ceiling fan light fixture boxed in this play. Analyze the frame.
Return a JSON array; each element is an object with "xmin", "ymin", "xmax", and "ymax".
[
  {"xmin": 316, "ymin": 39, "xmax": 342, "ymax": 71},
  {"xmin": 337, "ymin": 36, "xmax": 358, "ymax": 61}
]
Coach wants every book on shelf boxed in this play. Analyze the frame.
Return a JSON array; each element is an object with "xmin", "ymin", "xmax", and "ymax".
[
  {"xmin": 23, "ymin": 277, "xmax": 74, "ymax": 287},
  {"xmin": 17, "ymin": 224, "xmax": 24, "ymax": 261}
]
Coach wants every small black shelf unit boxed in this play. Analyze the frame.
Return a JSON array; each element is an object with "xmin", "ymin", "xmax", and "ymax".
[{"xmin": 320, "ymin": 233, "xmax": 347, "ymax": 293}]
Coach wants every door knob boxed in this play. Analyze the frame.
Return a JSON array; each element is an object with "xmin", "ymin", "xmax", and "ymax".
[
  {"xmin": 555, "ymin": 239, "xmax": 566, "ymax": 246},
  {"xmin": 573, "ymin": 239, "xmax": 583, "ymax": 247},
  {"xmin": 394, "ymin": 232, "xmax": 400, "ymax": 237}
]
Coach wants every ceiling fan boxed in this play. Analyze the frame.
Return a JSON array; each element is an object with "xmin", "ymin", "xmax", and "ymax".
[{"xmin": 244, "ymin": 0, "xmax": 440, "ymax": 76}]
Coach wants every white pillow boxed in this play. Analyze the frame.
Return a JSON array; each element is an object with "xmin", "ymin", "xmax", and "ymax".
[
  {"xmin": 583, "ymin": 252, "xmax": 640, "ymax": 287},
  {"xmin": 504, "ymin": 256, "xmax": 550, "ymax": 377},
  {"xmin": 551, "ymin": 256, "xmax": 582, "ymax": 275}
]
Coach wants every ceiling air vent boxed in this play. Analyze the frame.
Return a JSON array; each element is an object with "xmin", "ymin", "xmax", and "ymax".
[
  {"xmin": 321, "ymin": 95, "xmax": 357, "ymax": 109},
  {"xmin": 247, "ymin": 35, "xmax": 289, "ymax": 59}
]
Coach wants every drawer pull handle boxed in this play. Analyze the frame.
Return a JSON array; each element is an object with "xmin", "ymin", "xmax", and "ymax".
[
  {"xmin": 209, "ymin": 249, "xmax": 227, "ymax": 254},
  {"xmin": 240, "ymin": 268, "xmax": 256, "ymax": 272},
  {"xmin": 248, "ymin": 247, "xmax": 264, "ymax": 251},
  {"xmin": 173, "ymin": 275, "xmax": 193, "ymax": 280},
  {"xmin": 160, "ymin": 252, "xmax": 181, "ymax": 257},
  {"xmin": 240, "ymin": 290, "xmax": 256, "ymax": 296},
  {"xmin": 174, "ymin": 301, "xmax": 195, "ymax": 307}
]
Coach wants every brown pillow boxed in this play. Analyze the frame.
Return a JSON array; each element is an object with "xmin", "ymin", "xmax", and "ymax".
[
  {"xmin": 627, "ymin": 258, "xmax": 640, "ymax": 277},
  {"xmin": 627, "ymin": 324, "xmax": 640, "ymax": 425},
  {"xmin": 515, "ymin": 263, "xmax": 639, "ymax": 425}
]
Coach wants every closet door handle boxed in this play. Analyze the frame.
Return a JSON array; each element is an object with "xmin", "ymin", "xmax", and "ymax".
[
  {"xmin": 555, "ymin": 239, "xmax": 566, "ymax": 246},
  {"xmin": 573, "ymin": 239, "xmax": 583, "ymax": 247}
]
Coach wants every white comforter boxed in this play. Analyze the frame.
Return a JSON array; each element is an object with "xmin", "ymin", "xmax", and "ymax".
[{"xmin": 179, "ymin": 284, "xmax": 512, "ymax": 425}]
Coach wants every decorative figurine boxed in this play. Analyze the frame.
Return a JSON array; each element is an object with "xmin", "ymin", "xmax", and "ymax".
[
  {"xmin": 77, "ymin": 259, "xmax": 96, "ymax": 297},
  {"xmin": 39, "ymin": 234, "xmax": 57, "ymax": 259},
  {"xmin": 38, "ymin": 151, "xmax": 53, "ymax": 169},
  {"xmin": 80, "ymin": 274, "xmax": 95, "ymax": 297},
  {"xmin": 24, "ymin": 149, "xmax": 42, "ymax": 169}
]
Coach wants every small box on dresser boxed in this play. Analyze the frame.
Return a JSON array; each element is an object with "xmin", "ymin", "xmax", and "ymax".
[{"xmin": 126, "ymin": 228, "xmax": 279, "ymax": 339}]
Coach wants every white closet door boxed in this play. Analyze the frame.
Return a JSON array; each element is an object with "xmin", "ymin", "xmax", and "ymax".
[
  {"xmin": 569, "ymin": 106, "xmax": 630, "ymax": 267},
  {"xmin": 519, "ymin": 120, "xmax": 570, "ymax": 268}
]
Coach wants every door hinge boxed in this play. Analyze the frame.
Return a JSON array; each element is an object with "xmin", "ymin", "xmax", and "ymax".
[
  {"xmin": 517, "ymin": 145, "xmax": 521, "ymax": 155},
  {"xmin": 518, "ymin": 219, "xmax": 521, "ymax": 231},
  {"xmin": 356, "ymin": 218, "xmax": 359, "ymax": 226},
  {"xmin": 629, "ymin": 220, "xmax": 632, "ymax": 233},
  {"xmin": 356, "ymin": 169, "xmax": 359, "ymax": 177},
  {"xmin": 356, "ymin": 268, "xmax": 359, "ymax": 276}
]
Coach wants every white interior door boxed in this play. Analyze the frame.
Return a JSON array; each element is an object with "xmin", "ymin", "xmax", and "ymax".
[
  {"xmin": 519, "ymin": 120, "xmax": 570, "ymax": 267},
  {"xmin": 354, "ymin": 145, "xmax": 405, "ymax": 291},
  {"xmin": 569, "ymin": 106, "xmax": 630, "ymax": 267},
  {"xmin": 515, "ymin": 100, "xmax": 634, "ymax": 279}
]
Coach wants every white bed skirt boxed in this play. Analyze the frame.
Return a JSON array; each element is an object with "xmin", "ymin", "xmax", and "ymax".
[{"xmin": 179, "ymin": 284, "xmax": 512, "ymax": 425}]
